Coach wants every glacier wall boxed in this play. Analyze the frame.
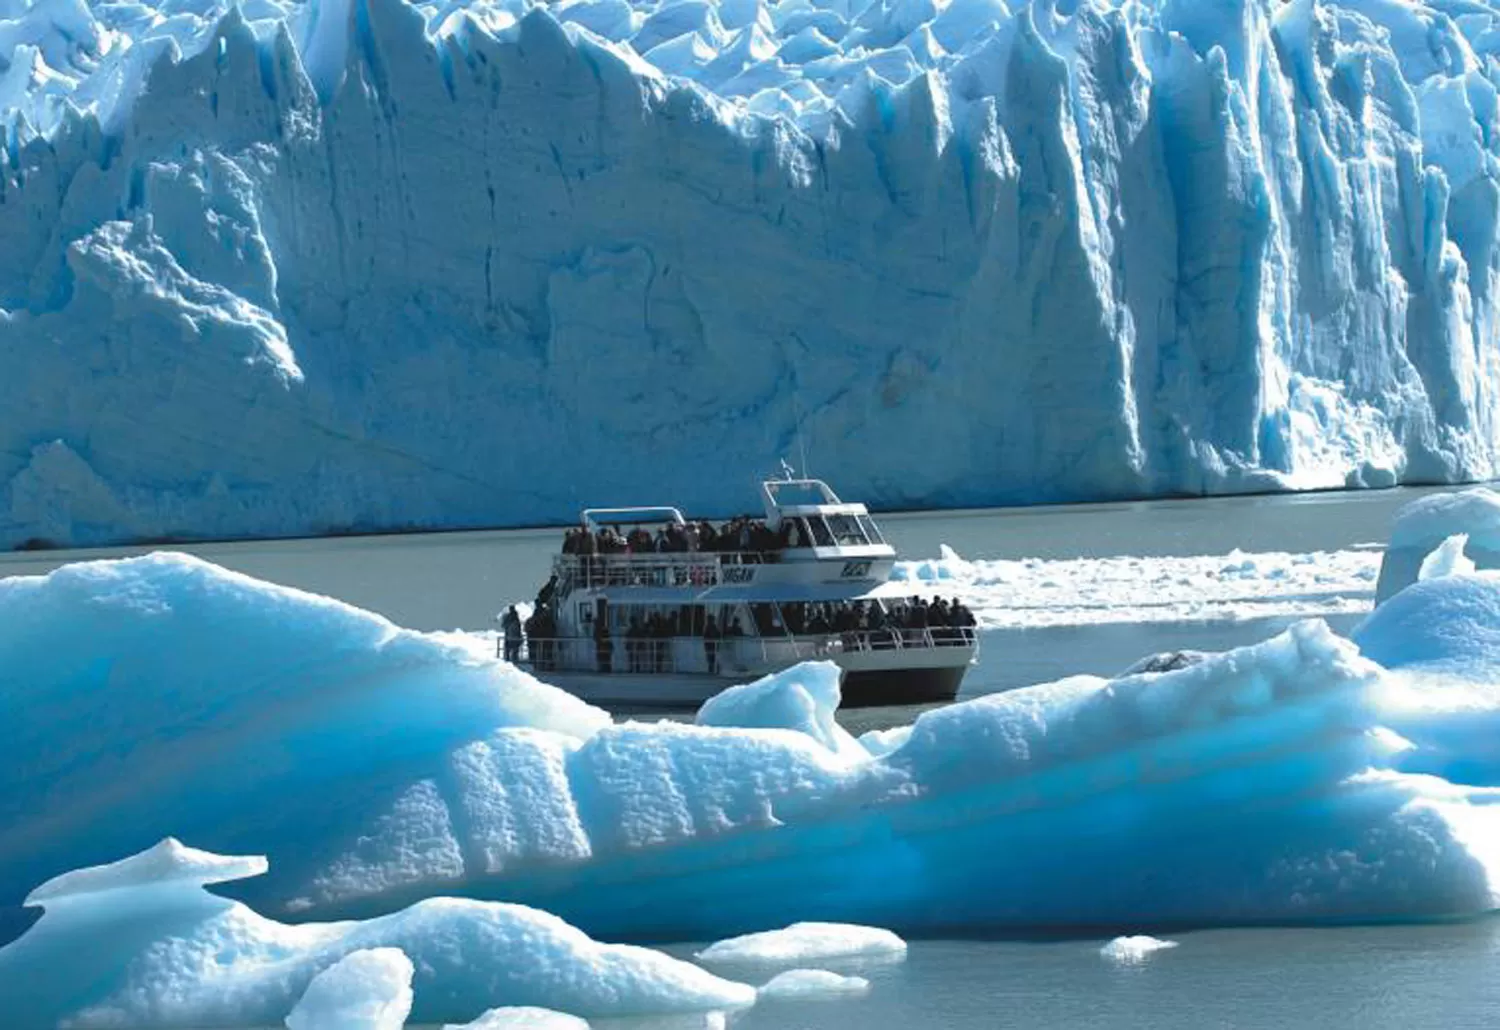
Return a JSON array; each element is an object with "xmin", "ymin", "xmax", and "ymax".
[{"xmin": 1, "ymin": 0, "xmax": 1498, "ymax": 546}]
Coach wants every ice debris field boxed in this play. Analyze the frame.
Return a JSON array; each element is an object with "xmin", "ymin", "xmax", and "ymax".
[
  {"xmin": 894, "ymin": 543, "xmax": 1381, "ymax": 628},
  {"xmin": 4, "ymin": 0, "xmax": 1500, "ymax": 548},
  {"xmin": 4, "ymin": 490, "xmax": 1500, "ymax": 1025}
]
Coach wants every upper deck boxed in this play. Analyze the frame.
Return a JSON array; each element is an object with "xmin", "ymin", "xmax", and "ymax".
[{"xmin": 554, "ymin": 478, "xmax": 899, "ymax": 598}]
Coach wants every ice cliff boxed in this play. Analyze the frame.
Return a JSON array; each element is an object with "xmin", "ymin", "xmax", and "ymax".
[{"xmin": 0, "ymin": 0, "xmax": 1498, "ymax": 545}]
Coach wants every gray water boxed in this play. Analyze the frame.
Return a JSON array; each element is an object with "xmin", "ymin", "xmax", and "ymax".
[
  {"xmin": 6, "ymin": 485, "xmax": 1492, "ymax": 1028},
  {"xmin": 658, "ymin": 922, "xmax": 1500, "ymax": 1030}
]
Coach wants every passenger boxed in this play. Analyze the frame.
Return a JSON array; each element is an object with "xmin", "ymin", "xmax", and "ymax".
[
  {"xmin": 699, "ymin": 521, "xmax": 719, "ymax": 551},
  {"xmin": 576, "ymin": 525, "xmax": 599, "ymax": 585},
  {"xmin": 703, "ymin": 615, "xmax": 721, "ymax": 675},
  {"xmin": 868, "ymin": 602, "xmax": 893, "ymax": 649},
  {"xmin": 652, "ymin": 613, "xmax": 671, "ymax": 673},
  {"xmin": 626, "ymin": 616, "xmax": 643, "ymax": 673},
  {"xmin": 535, "ymin": 575, "xmax": 558, "ymax": 610},
  {"xmin": 500, "ymin": 605, "xmax": 523, "ymax": 663},
  {"xmin": 594, "ymin": 618, "xmax": 612, "ymax": 673},
  {"xmin": 531, "ymin": 606, "xmax": 556, "ymax": 670}
]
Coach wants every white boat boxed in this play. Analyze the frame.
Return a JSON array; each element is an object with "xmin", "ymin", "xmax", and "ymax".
[{"xmin": 503, "ymin": 478, "xmax": 978, "ymax": 708}]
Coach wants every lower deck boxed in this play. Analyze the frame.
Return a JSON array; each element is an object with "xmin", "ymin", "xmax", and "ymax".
[{"xmin": 505, "ymin": 629, "xmax": 976, "ymax": 708}]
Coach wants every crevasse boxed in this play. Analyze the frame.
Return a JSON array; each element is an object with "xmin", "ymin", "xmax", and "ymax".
[{"xmin": 0, "ymin": 0, "xmax": 1497, "ymax": 546}]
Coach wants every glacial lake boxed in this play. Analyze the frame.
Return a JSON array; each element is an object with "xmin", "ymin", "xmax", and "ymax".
[{"xmin": 6, "ymin": 483, "xmax": 1496, "ymax": 1029}]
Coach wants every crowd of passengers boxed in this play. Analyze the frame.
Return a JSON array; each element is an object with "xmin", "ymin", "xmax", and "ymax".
[
  {"xmin": 561, "ymin": 515, "xmax": 809, "ymax": 558},
  {"xmin": 507, "ymin": 592, "xmax": 976, "ymax": 674}
]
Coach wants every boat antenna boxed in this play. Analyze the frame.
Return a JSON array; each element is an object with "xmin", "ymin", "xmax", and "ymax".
[{"xmin": 792, "ymin": 379, "xmax": 810, "ymax": 480}]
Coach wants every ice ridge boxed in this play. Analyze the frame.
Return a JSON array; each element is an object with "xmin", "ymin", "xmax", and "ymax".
[{"xmin": 1, "ymin": 0, "xmax": 1499, "ymax": 545}]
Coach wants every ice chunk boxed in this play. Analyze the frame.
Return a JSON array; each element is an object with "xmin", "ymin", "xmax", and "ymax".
[
  {"xmin": 286, "ymin": 948, "xmax": 415, "ymax": 1030},
  {"xmin": 757, "ymin": 968, "xmax": 871, "ymax": 999},
  {"xmin": 857, "ymin": 724, "xmax": 912, "ymax": 758},
  {"xmin": 696, "ymin": 661, "xmax": 867, "ymax": 762},
  {"xmin": 1354, "ymin": 572, "xmax": 1500, "ymax": 788},
  {"xmin": 0, "ymin": 841, "xmax": 755, "ymax": 1028},
  {"xmin": 1099, "ymin": 936, "xmax": 1178, "ymax": 962},
  {"xmin": 1376, "ymin": 490, "xmax": 1500, "ymax": 602},
  {"xmin": 1357, "ymin": 571, "xmax": 1500, "ymax": 679},
  {"xmin": 1419, "ymin": 534, "xmax": 1476, "ymax": 581},
  {"xmin": 0, "ymin": 553, "xmax": 608, "ymax": 917},
  {"xmin": 25, "ymin": 837, "xmax": 267, "ymax": 905},
  {"xmin": 696, "ymin": 923, "xmax": 907, "ymax": 964},
  {"xmin": 444, "ymin": 1006, "xmax": 590, "ymax": 1029}
]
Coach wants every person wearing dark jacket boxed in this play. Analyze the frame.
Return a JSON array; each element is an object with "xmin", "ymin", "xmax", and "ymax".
[
  {"xmin": 703, "ymin": 615, "xmax": 722, "ymax": 675},
  {"xmin": 500, "ymin": 605, "xmax": 522, "ymax": 662}
]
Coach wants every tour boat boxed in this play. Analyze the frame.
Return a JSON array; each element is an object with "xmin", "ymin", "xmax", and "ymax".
[{"xmin": 503, "ymin": 478, "xmax": 978, "ymax": 708}]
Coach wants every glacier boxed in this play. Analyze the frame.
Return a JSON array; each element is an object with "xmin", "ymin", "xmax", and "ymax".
[
  {"xmin": 7, "ymin": 549, "xmax": 1500, "ymax": 959},
  {"xmin": 2, "ymin": 0, "xmax": 1500, "ymax": 547}
]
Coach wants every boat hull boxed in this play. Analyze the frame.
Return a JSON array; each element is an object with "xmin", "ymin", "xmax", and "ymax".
[{"xmin": 529, "ymin": 649, "xmax": 972, "ymax": 711}]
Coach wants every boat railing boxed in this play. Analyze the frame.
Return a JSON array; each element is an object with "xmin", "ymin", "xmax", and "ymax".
[
  {"xmin": 553, "ymin": 552, "xmax": 784, "ymax": 590},
  {"xmin": 502, "ymin": 627, "xmax": 977, "ymax": 675}
]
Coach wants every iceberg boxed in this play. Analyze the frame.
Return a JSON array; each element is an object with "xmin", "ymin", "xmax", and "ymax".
[
  {"xmin": 7, "ymin": 552, "xmax": 1500, "ymax": 952},
  {"xmin": 0, "ymin": 838, "xmax": 755, "ymax": 1028},
  {"xmin": 2, "ymin": 0, "xmax": 1500, "ymax": 548}
]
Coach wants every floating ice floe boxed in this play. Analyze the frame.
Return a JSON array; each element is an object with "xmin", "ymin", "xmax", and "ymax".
[
  {"xmin": 757, "ymin": 968, "xmax": 872, "ymax": 999},
  {"xmin": 891, "ymin": 545, "xmax": 1380, "ymax": 629},
  {"xmin": 1099, "ymin": 936, "xmax": 1178, "ymax": 963},
  {"xmin": 0, "ymin": 838, "xmax": 754, "ymax": 1028},
  {"xmin": 696, "ymin": 922, "xmax": 907, "ymax": 964}
]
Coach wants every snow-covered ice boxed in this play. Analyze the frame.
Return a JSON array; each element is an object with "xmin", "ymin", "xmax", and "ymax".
[
  {"xmin": 8, "ymin": 551, "xmax": 1500, "ymax": 959},
  {"xmin": 1099, "ymin": 936, "xmax": 1178, "ymax": 963},
  {"xmin": 1419, "ymin": 534, "xmax": 1476, "ymax": 582},
  {"xmin": 1376, "ymin": 489, "xmax": 1500, "ymax": 602},
  {"xmin": 285, "ymin": 948, "xmax": 415, "ymax": 1030},
  {"xmin": 444, "ymin": 1008, "xmax": 591, "ymax": 1030},
  {"xmin": 0, "ymin": 838, "xmax": 754, "ymax": 1028},
  {"xmin": 696, "ymin": 923, "xmax": 907, "ymax": 964},
  {"xmin": 757, "ymin": 968, "xmax": 871, "ymax": 999},
  {"xmin": 696, "ymin": 662, "xmax": 868, "ymax": 763},
  {"xmin": 3, "ymin": 0, "xmax": 1500, "ymax": 547}
]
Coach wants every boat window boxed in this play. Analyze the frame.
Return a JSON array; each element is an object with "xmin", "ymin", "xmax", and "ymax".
[
  {"xmin": 806, "ymin": 516, "xmax": 835, "ymax": 547},
  {"xmin": 826, "ymin": 514, "xmax": 867, "ymax": 546},
  {"xmin": 858, "ymin": 515, "xmax": 885, "ymax": 545}
]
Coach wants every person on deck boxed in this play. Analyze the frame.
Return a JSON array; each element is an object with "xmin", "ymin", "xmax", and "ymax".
[
  {"xmin": 703, "ymin": 615, "xmax": 722, "ymax": 675},
  {"xmin": 500, "ymin": 605, "xmax": 523, "ymax": 663}
]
